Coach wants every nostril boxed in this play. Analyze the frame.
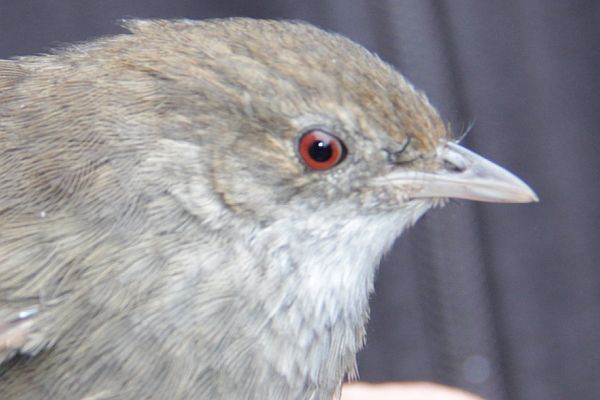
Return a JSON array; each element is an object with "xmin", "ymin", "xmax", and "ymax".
[
  {"xmin": 443, "ymin": 149, "xmax": 467, "ymax": 172},
  {"xmin": 444, "ymin": 159, "xmax": 466, "ymax": 173}
]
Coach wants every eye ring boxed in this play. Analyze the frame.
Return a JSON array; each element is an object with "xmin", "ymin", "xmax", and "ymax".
[{"xmin": 298, "ymin": 129, "xmax": 347, "ymax": 170}]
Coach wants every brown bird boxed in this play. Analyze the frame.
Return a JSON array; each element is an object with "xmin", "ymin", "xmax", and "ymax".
[{"xmin": 0, "ymin": 19, "xmax": 537, "ymax": 399}]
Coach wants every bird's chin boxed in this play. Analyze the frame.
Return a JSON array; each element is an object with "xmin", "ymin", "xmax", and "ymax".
[
  {"xmin": 380, "ymin": 197, "xmax": 444, "ymax": 237},
  {"xmin": 428, "ymin": 196, "xmax": 449, "ymax": 209},
  {"xmin": 367, "ymin": 196, "xmax": 446, "ymax": 220},
  {"xmin": 397, "ymin": 197, "xmax": 443, "ymax": 226},
  {"xmin": 399, "ymin": 194, "xmax": 449, "ymax": 210},
  {"xmin": 359, "ymin": 186, "xmax": 448, "ymax": 217}
]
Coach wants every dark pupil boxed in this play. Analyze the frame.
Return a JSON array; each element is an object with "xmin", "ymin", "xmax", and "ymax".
[{"xmin": 308, "ymin": 140, "xmax": 332, "ymax": 162}]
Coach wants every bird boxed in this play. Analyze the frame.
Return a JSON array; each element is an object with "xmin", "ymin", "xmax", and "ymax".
[{"xmin": 0, "ymin": 18, "xmax": 537, "ymax": 400}]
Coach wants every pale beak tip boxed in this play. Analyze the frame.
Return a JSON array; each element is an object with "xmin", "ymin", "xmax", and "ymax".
[
  {"xmin": 505, "ymin": 186, "xmax": 539, "ymax": 203},
  {"xmin": 522, "ymin": 186, "xmax": 539, "ymax": 203},
  {"xmin": 529, "ymin": 190, "xmax": 540, "ymax": 203}
]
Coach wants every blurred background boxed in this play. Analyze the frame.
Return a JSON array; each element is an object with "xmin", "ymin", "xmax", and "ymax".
[{"xmin": 1, "ymin": 1, "xmax": 598, "ymax": 399}]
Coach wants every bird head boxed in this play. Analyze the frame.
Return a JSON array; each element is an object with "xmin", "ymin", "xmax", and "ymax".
[{"xmin": 117, "ymin": 19, "xmax": 536, "ymax": 230}]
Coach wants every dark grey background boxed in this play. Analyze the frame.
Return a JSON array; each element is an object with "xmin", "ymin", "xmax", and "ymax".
[{"xmin": 1, "ymin": 1, "xmax": 598, "ymax": 399}]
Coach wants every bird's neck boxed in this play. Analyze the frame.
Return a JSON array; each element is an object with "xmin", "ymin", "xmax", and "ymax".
[{"xmin": 230, "ymin": 207, "xmax": 427, "ymax": 397}]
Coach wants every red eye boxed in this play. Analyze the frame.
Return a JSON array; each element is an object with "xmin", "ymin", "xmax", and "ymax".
[{"xmin": 298, "ymin": 130, "xmax": 346, "ymax": 170}]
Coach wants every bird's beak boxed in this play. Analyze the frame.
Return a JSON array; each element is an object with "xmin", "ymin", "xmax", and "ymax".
[{"xmin": 374, "ymin": 142, "xmax": 538, "ymax": 203}]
